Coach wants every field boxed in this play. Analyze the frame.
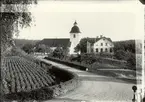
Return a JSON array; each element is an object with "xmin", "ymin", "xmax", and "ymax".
[{"xmin": 2, "ymin": 56, "xmax": 55, "ymax": 95}]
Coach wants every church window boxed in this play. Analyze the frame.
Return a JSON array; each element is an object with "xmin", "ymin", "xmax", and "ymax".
[{"xmin": 74, "ymin": 34, "xmax": 76, "ymax": 38}]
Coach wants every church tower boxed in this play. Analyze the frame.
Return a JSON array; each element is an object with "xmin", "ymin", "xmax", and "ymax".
[{"xmin": 69, "ymin": 21, "xmax": 81, "ymax": 54}]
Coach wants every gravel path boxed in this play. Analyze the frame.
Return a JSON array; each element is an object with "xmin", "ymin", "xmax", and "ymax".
[{"xmin": 39, "ymin": 58, "xmax": 135, "ymax": 102}]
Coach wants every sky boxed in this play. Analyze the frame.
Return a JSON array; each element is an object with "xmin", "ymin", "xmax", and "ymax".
[{"xmin": 16, "ymin": 1, "xmax": 144, "ymax": 41}]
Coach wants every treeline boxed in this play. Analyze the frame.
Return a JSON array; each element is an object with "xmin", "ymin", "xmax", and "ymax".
[
  {"xmin": 14, "ymin": 39, "xmax": 40, "ymax": 48},
  {"xmin": 113, "ymin": 40, "xmax": 135, "ymax": 54}
]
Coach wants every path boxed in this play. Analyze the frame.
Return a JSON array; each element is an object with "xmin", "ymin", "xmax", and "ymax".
[{"xmin": 38, "ymin": 58, "xmax": 135, "ymax": 102}]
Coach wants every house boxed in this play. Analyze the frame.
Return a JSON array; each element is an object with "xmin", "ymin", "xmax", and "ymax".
[
  {"xmin": 36, "ymin": 21, "xmax": 81, "ymax": 55},
  {"xmin": 93, "ymin": 35, "xmax": 114, "ymax": 54}
]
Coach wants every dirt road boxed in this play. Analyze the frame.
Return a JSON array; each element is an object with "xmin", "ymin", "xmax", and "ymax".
[{"xmin": 39, "ymin": 58, "xmax": 135, "ymax": 102}]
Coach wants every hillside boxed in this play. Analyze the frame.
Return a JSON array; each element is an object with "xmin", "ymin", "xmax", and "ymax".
[{"xmin": 14, "ymin": 39, "xmax": 40, "ymax": 48}]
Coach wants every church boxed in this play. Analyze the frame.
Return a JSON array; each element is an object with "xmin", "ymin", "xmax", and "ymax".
[
  {"xmin": 37, "ymin": 21, "xmax": 81, "ymax": 55},
  {"xmin": 37, "ymin": 21, "xmax": 114, "ymax": 55}
]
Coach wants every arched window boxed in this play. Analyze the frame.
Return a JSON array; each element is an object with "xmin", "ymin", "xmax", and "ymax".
[
  {"xmin": 105, "ymin": 48, "xmax": 108, "ymax": 52},
  {"xmin": 73, "ymin": 34, "xmax": 76, "ymax": 38},
  {"xmin": 110, "ymin": 48, "xmax": 113, "ymax": 53},
  {"xmin": 100, "ymin": 48, "xmax": 103, "ymax": 52},
  {"xmin": 96, "ymin": 48, "xmax": 98, "ymax": 52}
]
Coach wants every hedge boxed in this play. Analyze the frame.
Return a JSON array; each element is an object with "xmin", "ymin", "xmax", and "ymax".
[
  {"xmin": 44, "ymin": 57, "xmax": 87, "ymax": 71},
  {"xmin": 44, "ymin": 56, "xmax": 128, "ymax": 70},
  {"xmin": 4, "ymin": 60, "xmax": 80, "ymax": 101}
]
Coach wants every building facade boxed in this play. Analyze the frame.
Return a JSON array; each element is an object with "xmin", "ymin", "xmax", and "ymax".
[{"xmin": 93, "ymin": 35, "xmax": 114, "ymax": 54}]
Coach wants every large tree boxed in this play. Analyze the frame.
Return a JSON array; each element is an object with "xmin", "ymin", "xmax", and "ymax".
[
  {"xmin": 75, "ymin": 37, "xmax": 96, "ymax": 53},
  {"xmin": 1, "ymin": 0, "xmax": 37, "ymax": 99},
  {"xmin": 113, "ymin": 40, "xmax": 135, "ymax": 54},
  {"xmin": 1, "ymin": 0, "xmax": 37, "ymax": 54},
  {"xmin": 35, "ymin": 44, "xmax": 52, "ymax": 53}
]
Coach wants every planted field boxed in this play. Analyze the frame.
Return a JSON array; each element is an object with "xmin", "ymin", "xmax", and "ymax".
[{"xmin": 2, "ymin": 56, "xmax": 55, "ymax": 94}]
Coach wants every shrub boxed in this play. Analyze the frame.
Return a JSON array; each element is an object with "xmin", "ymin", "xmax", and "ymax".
[
  {"xmin": 22, "ymin": 44, "xmax": 34, "ymax": 54},
  {"xmin": 114, "ymin": 50, "xmax": 127, "ymax": 60},
  {"xmin": 52, "ymin": 47, "xmax": 64, "ymax": 59},
  {"xmin": 99, "ymin": 52, "xmax": 114, "ymax": 58},
  {"xmin": 126, "ymin": 52, "xmax": 136, "ymax": 70}
]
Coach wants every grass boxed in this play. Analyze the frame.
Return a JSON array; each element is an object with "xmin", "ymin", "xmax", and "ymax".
[{"xmin": 89, "ymin": 67, "xmax": 142, "ymax": 81}]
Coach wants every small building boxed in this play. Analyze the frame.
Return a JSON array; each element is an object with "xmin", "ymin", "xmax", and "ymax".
[{"xmin": 93, "ymin": 35, "xmax": 114, "ymax": 54}]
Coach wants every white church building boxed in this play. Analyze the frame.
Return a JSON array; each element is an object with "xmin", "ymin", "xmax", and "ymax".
[
  {"xmin": 37, "ymin": 21, "xmax": 81, "ymax": 55},
  {"xmin": 37, "ymin": 21, "xmax": 114, "ymax": 55},
  {"xmin": 69, "ymin": 21, "xmax": 81, "ymax": 54}
]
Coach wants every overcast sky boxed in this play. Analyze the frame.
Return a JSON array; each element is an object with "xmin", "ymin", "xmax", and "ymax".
[{"xmin": 16, "ymin": 1, "xmax": 144, "ymax": 41}]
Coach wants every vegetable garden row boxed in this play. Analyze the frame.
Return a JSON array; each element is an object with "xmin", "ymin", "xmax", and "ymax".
[{"xmin": 2, "ymin": 56, "xmax": 55, "ymax": 94}]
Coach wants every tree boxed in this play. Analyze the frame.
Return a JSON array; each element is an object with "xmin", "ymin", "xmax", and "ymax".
[
  {"xmin": 1, "ymin": 1, "xmax": 37, "ymax": 54},
  {"xmin": 75, "ymin": 37, "xmax": 95, "ymax": 53},
  {"xmin": 35, "ymin": 44, "xmax": 52, "ymax": 53},
  {"xmin": 52, "ymin": 47, "xmax": 64, "ymax": 59},
  {"xmin": 22, "ymin": 43, "xmax": 34, "ymax": 54},
  {"xmin": 1, "ymin": 0, "xmax": 37, "ymax": 100},
  {"xmin": 126, "ymin": 52, "xmax": 136, "ymax": 70},
  {"xmin": 114, "ymin": 50, "xmax": 127, "ymax": 60},
  {"xmin": 113, "ymin": 40, "xmax": 135, "ymax": 54}
]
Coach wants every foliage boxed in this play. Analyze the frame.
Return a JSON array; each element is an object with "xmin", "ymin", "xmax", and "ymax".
[
  {"xmin": 126, "ymin": 52, "xmax": 136, "ymax": 70},
  {"xmin": 35, "ymin": 44, "xmax": 52, "ymax": 53},
  {"xmin": 22, "ymin": 43, "xmax": 34, "ymax": 54},
  {"xmin": 113, "ymin": 40, "xmax": 135, "ymax": 54},
  {"xmin": 52, "ymin": 47, "xmax": 64, "ymax": 59},
  {"xmin": 75, "ymin": 37, "xmax": 96, "ymax": 53},
  {"xmin": 1, "ymin": 0, "xmax": 37, "ymax": 54},
  {"xmin": 1, "ymin": 1, "xmax": 37, "ymax": 100},
  {"xmin": 114, "ymin": 50, "xmax": 127, "ymax": 60},
  {"xmin": 1, "ymin": 0, "xmax": 37, "ymax": 4},
  {"xmin": 14, "ymin": 39, "xmax": 40, "ymax": 48},
  {"xmin": 51, "ymin": 47, "xmax": 69, "ymax": 59}
]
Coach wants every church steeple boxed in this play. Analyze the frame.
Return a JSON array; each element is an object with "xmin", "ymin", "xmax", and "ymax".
[
  {"xmin": 69, "ymin": 21, "xmax": 81, "ymax": 54},
  {"xmin": 74, "ymin": 21, "xmax": 77, "ymax": 26},
  {"xmin": 70, "ymin": 21, "xmax": 81, "ymax": 33}
]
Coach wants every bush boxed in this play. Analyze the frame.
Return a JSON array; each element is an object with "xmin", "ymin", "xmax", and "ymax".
[
  {"xmin": 99, "ymin": 52, "xmax": 114, "ymax": 58},
  {"xmin": 52, "ymin": 47, "xmax": 64, "ymax": 59},
  {"xmin": 114, "ymin": 50, "xmax": 127, "ymax": 60},
  {"xmin": 126, "ymin": 52, "xmax": 136, "ymax": 70},
  {"xmin": 22, "ymin": 44, "xmax": 34, "ymax": 54}
]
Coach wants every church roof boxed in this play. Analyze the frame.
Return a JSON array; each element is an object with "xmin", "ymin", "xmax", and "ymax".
[
  {"xmin": 36, "ymin": 38, "xmax": 71, "ymax": 48},
  {"xmin": 70, "ymin": 21, "xmax": 81, "ymax": 33}
]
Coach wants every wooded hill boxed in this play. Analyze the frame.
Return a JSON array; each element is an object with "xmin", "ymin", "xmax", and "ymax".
[{"xmin": 14, "ymin": 39, "xmax": 40, "ymax": 48}]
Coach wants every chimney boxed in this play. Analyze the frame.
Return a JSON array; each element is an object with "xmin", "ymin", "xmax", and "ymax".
[
  {"xmin": 96, "ymin": 36, "xmax": 98, "ymax": 38},
  {"xmin": 100, "ymin": 35, "xmax": 103, "ymax": 38}
]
